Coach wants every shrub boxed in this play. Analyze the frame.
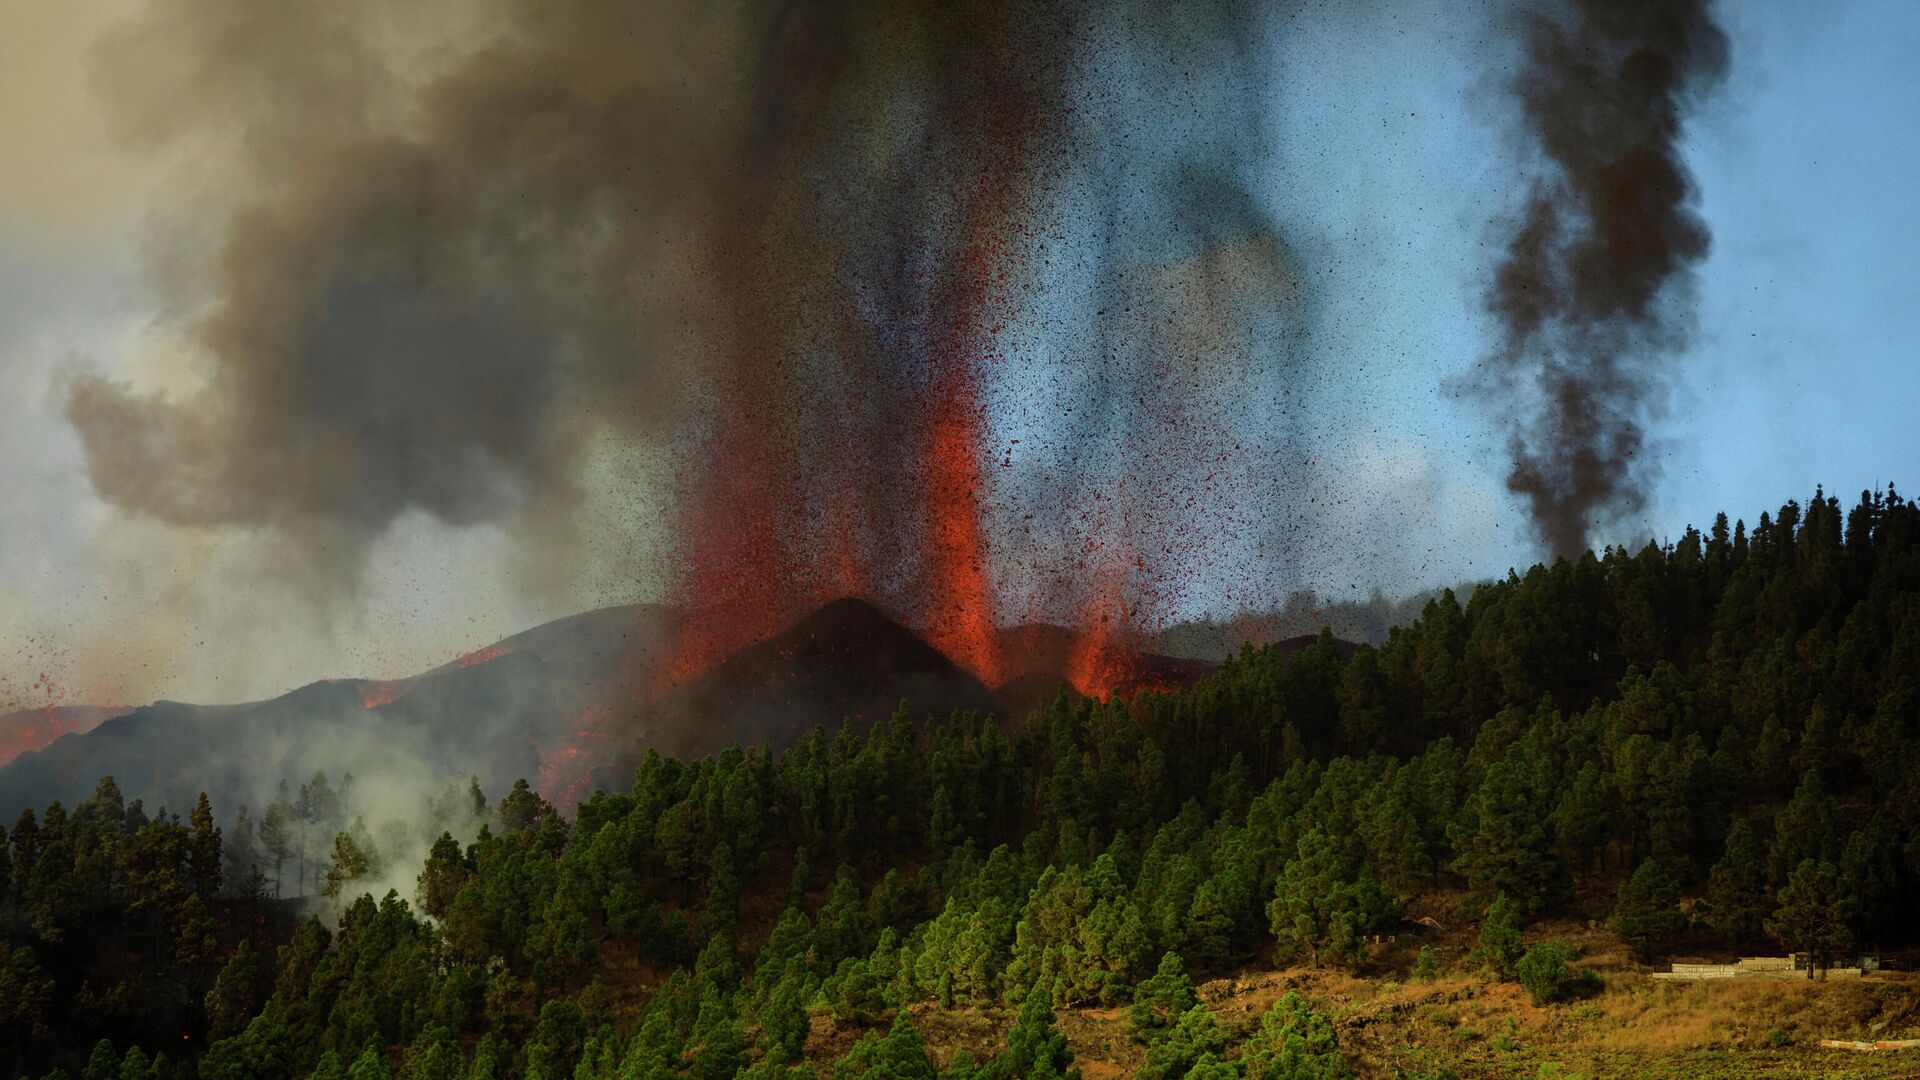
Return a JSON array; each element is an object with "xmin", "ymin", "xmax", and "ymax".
[
  {"xmin": 1411, "ymin": 945, "xmax": 1439, "ymax": 983},
  {"xmin": 1513, "ymin": 940, "xmax": 1598, "ymax": 1006},
  {"xmin": 1469, "ymin": 895, "xmax": 1524, "ymax": 976}
]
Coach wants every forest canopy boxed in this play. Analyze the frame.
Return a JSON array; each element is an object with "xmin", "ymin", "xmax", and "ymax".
[{"xmin": 4, "ymin": 486, "xmax": 1919, "ymax": 1079}]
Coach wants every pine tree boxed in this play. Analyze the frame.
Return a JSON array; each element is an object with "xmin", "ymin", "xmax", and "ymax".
[
  {"xmin": 833, "ymin": 1013, "xmax": 936, "ymax": 1080},
  {"xmin": 1240, "ymin": 992, "xmax": 1350, "ymax": 1080},
  {"xmin": 1552, "ymin": 763, "xmax": 1612, "ymax": 874},
  {"xmin": 399, "ymin": 1029, "xmax": 464, "ymax": 1080},
  {"xmin": 204, "ymin": 941, "xmax": 260, "ymax": 1041},
  {"xmin": 1767, "ymin": 772, "xmax": 1837, "ymax": 885},
  {"xmin": 257, "ymin": 795, "xmax": 292, "ymax": 899},
  {"xmin": 528, "ymin": 999, "xmax": 586, "ymax": 1079},
  {"xmin": 703, "ymin": 842, "xmax": 742, "ymax": 941},
  {"xmin": 187, "ymin": 793, "xmax": 223, "ymax": 899},
  {"xmin": 346, "ymin": 1043, "xmax": 391, "ymax": 1080},
  {"xmin": 759, "ymin": 970, "xmax": 811, "ymax": 1065},
  {"xmin": 496, "ymin": 779, "xmax": 551, "ymax": 835},
  {"xmin": 686, "ymin": 1004, "xmax": 744, "ymax": 1080},
  {"xmin": 173, "ymin": 894, "xmax": 219, "ymax": 969},
  {"xmin": 1135, "ymin": 1005, "xmax": 1229, "ymax": 1080},
  {"xmin": 1514, "ymin": 940, "xmax": 1594, "ymax": 1006},
  {"xmin": 1267, "ymin": 828, "xmax": 1394, "ymax": 970},
  {"xmin": 1409, "ymin": 946, "xmax": 1438, "ymax": 983},
  {"xmin": 9, "ymin": 810, "xmax": 37, "ymax": 898},
  {"xmin": 82, "ymin": 1039, "xmax": 118, "ymax": 1080},
  {"xmin": 824, "ymin": 956, "xmax": 892, "ymax": 1026},
  {"xmin": 1468, "ymin": 894, "xmax": 1523, "ymax": 977},
  {"xmin": 416, "ymin": 833, "xmax": 467, "ymax": 920},
  {"xmin": 115, "ymin": 1046, "xmax": 152, "ymax": 1080},
  {"xmin": 1611, "ymin": 859, "xmax": 1687, "ymax": 963},
  {"xmin": 1703, "ymin": 820, "xmax": 1769, "ymax": 946},
  {"xmin": 1767, "ymin": 860, "xmax": 1855, "ymax": 979},
  {"xmin": 987, "ymin": 985, "xmax": 1080, "ymax": 1080},
  {"xmin": 0, "ymin": 943, "xmax": 54, "ymax": 1074},
  {"xmin": 322, "ymin": 820, "xmax": 380, "ymax": 899},
  {"xmin": 939, "ymin": 1050, "xmax": 983, "ymax": 1080},
  {"xmin": 1127, "ymin": 952, "xmax": 1199, "ymax": 1045},
  {"xmin": 1449, "ymin": 762, "xmax": 1570, "ymax": 913}
]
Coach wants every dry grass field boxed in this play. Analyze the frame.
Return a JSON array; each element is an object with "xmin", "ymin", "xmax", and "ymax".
[{"xmin": 790, "ymin": 918, "xmax": 1920, "ymax": 1079}]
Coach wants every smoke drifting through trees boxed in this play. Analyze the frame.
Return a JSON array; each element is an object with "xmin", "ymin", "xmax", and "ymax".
[{"xmin": 1483, "ymin": 0, "xmax": 1729, "ymax": 559}]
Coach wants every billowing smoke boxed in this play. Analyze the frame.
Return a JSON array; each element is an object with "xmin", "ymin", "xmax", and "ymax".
[
  {"xmin": 668, "ymin": 0, "xmax": 1309, "ymax": 683},
  {"xmin": 58, "ymin": 0, "xmax": 1721, "ymax": 700},
  {"xmin": 1482, "ymin": 0, "xmax": 1729, "ymax": 559},
  {"xmin": 66, "ymin": 0, "xmax": 746, "ymax": 587},
  {"xmin": 67, "ymin": 0, "xmax": 1312, "ymax": 690}
]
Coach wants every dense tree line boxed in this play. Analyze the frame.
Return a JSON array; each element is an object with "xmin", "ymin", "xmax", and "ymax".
[{"xmin": 3, "ymin": 487, "xmax": 1920, "ymax": 1078}]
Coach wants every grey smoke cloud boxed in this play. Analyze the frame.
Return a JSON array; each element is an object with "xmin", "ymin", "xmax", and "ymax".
[
  {"xmin": 66, "ymin": 0, "xmax": 1334, "ymax": 644},
  {"xmin": 67, "ymin": 0, "xmax": 741, "ymax": 582},
  {"xmin": 21, "ymin": 0, "xmax": 1657, "ymax": 707}
]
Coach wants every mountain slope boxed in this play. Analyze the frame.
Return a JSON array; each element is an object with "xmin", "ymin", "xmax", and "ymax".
[
  {"xmin": 0, "ymin": 605, "xmax": 680, "ymax": 819},
  {"xmin": 643, "ymin": 597, "xmax": 1000, "ymax": 758},
  {"xmin": 0, "ymin": 594, "xmax": 1343, "ymax": 820},
  {"xmin": 0, "ymin": 705, "xmax": 132, "ymax": 767},
  {"xmin": 0, "ymin": 598, "xmax": 1004, "ymax": 818}
]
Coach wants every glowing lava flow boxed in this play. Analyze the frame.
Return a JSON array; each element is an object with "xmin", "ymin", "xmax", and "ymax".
[
  {"xmin": 0, "ymin": 705, "xmax": 128, "ymax": 767},
  {"xmin": 922, "ymin": 380, "xmax": 1003, "ymax": 686},
  {"xmin": 454, "ymin": 644, "xmax": 510, "ymax": 669},
  {"xmin": 900, "ymin": 68, "xmax": 1054, "ymax": 689},
  {"xmin": 358, "ymin": 681, "xmax": 404, "ymax": 709},
  {"xmin": 1065, "ymin": 563, "xmax": 1137, "ymax": 700},
  {"xmin": 537, "ymin": 702, "xmax": 616, "ymax": 813}
]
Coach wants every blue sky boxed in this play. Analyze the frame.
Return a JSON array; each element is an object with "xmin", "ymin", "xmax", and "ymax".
[
  {"xmin": 1667, "ymin": 1, "xmax": 1920, "ymax": 530},
  {"xmin": 0, "ymin": 1, "xmax": 1915, "ymax": 702}
]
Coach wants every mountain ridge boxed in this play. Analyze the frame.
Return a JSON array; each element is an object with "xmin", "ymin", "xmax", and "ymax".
[{"xmin": 0, "ymin": 597, "xmax": 1308, "ymax": 819}]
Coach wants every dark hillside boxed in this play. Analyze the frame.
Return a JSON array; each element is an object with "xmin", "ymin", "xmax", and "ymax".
[{"xmin": 645, "ymin": 597, "xmax": 1000, "ymax": 757}]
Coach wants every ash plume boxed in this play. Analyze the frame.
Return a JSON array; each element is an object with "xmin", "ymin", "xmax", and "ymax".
[
  {"xmin": 67, "ymin": 0, "xmax": 747, "ymax": 584},
  {"xmin": 1483, "ymin": 0, "xmax": 1729, "ymax": 559},
  {"xmin": 60, "ymin": 0, "xmax": 1653, "ymax": 701},
  {"xmin": 669, "ymin": 0, "xmax": 1316, "ymax": 676},
  {"xmin": 64, "ymin": 0, "xmax": 1317, "ymax": 681}
]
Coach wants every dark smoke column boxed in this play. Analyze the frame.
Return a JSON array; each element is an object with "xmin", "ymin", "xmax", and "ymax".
[{"xmin": 1484, "ymin": 0, "xmax": 1728, "ymax": 559}]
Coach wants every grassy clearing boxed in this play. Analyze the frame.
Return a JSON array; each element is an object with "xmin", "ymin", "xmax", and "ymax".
[{"xmin": 814, "ymin": 964, "xmax": 1920, "ymax": 1079}]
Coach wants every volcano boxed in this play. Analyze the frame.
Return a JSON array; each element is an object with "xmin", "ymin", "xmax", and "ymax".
[
  {"xmin": 645, "ymin": 597, "xmax": 1000, "ymax": 756},
  {"xmin": 0, "ymin": 595, "xmax": 1240, "ymax": 821}
]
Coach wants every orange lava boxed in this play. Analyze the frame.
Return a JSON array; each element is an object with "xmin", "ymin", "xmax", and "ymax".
[
  {"xmin": 0, "ymin": 705, "xmax": 128, "ymax": 767},
  {"xmin": 907, "ymin": 84, "xmax": 1048, "ymax": 688},
  {"xmin": 1065, "ymin": 598, "xmax": 1134, "ymax": 700},
  {"xmin": 454, "ymin": 644, "xmax": 510, "ymax": 669},
  {"xmin": 922, "ymin": 381, "xmax": 1004, "ymax": 686},
  {"xmin": 662, "ymin": 46, "xmax": 1063, "ymax": 691},
  {"xmin": 538, "ymin": 703, "xmax": 616, "ymax": 813},
  {"xmin": 358, "ymin": 681, "xmax": 403, "ymax": 709}
]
